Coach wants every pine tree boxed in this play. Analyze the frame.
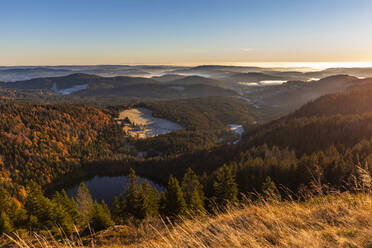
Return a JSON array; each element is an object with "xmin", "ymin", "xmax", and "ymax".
[
  {"xmin": 125, "ymin": 168, "xmax": 140, "ymax": 218},
  {"xmin": 137, "ymin": 180, "xmax": 160, "ymax": 219},
  {"xmin": 112, "ymin": 195, "xmax": 121, "ymax": 223},
  {"xmin": 162, "ymin": 176, "xmax": 187, "ymax": 218},
  {"xmin": 28, "ymin": 215, "xmax": 39, "ymax": 230},
  {"xmin": 188, "ymin": 190, "xmax": 205, "ymax": 213},
  {"xmin": 53, "ymin": 204, "xmax": 75, "ymax": 235},
  {"xmin": 53, "ymin": 190, "xmax": 80, "ymax": 223},
  {"xmin": 181, "ymin": 168, "xmax": 205, "ymax": 213},
  {"xmin": 89, "ymin": 201, "xmax": 114, "ymax": 231},
  {"xmin": 24, "ymin": 181, "xmax": 55, "ymax": 229},
  {"xmin": 24, "ymin": 181, "xmax": 74, "ymax": 233},
  {"xmin": 112, "ymin": 194, "xmax": 126, "ymax": 224},
  {"xmin": 75, "ymin": 183, "xmax": 93, "ymax": 225},
  {"xmin": 213, "ymin": 165, "xmax": 238, "ymax": 206},
  {"xmin": 261, "ymin": 176, "xmax": 281, "ymax": 201}
]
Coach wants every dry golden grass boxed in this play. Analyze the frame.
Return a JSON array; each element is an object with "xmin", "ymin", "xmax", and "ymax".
[
  {"xmin": 4, "ymin": 192, "xmax": 372, "ymax": 248},
  {"xmin": 137, "ymin": 193, "xmax": 372, "ymax": 248}
]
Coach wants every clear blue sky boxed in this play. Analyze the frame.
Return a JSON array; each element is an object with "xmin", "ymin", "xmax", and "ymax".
[{"xmin": 1, "ymin": 0, "xmax": 372, "ymax": 65}]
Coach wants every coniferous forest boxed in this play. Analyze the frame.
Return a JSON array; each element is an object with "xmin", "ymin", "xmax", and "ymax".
[
  {"xmin": 3, "ymin": 1, "xmax": 372, "ymax": 246},
  {"xmin": 0, "ymin": 82, "xmax": 371, "ymax": 247}
]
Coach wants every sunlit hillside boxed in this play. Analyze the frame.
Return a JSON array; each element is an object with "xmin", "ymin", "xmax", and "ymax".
[
  {"xmin": 2, "ymin": 1, "xmax": 372, "ymax": 247},
  {"xmin": 4, "ymin": 191, "xmax": 371, "ymax": 248}
]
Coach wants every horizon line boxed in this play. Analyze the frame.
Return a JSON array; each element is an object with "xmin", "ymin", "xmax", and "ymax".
[{"xmin": 2, "ymin": 61, "xmax": 372, "ymax": 70}]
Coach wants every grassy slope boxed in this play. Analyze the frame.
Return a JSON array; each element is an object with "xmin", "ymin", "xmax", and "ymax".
[
  {"xmin": 6, "ymin": 192, "xmax": 371, "ymax": 247},
  {"xmin": 131, "ymin": 193, "xmax": 372, "ymax": 248}
]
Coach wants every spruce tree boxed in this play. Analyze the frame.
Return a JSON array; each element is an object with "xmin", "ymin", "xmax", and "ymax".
[
  {"xmin": 53, "ymin": 190, "xmax": 80, "ymax": 224},
  {"xmin": 24, "ymin": 181, "xmax": 55, "ymax": 229},
  {"xmin": 112, "ymin": 195, "xmax": 122, "ymax": 223},
  {"xmin": 112, "ymin": 194, "xmax": 126, "ymax": 224},
  {"xmin": 53, "ymin": 204, "xmax": 75, "ymax": 235},
  {"xmin": 213, "ymin": 165, "xmax": 238, "ymax": 206},
  {"xmin": 24, "ymin": 181, "xmax": 73, "ymax": 233},
  {"xmin": 125, "ymin": 168, "xmax": 140, "ymax": 218},
  {"xmin": 137, "ymin": 180, "xmax": 160, "ymax": 219},
  {"xmin": 261, "ymin": 176, "xmax": 281, "ymax": 201},
  {"xmin": 181, "ymin": 168, "xmax": 205, "ymax": 213},
  {"xmin": 89, "ymin": 201, "xmax": 114, "ymax": 231},
  {"xmin": 162, "ymin": 176, "xmax": 187, "ymax": 218},
  {"xmin": 188, "ymin": 190, "xmax": 205, "ymax": 213}
]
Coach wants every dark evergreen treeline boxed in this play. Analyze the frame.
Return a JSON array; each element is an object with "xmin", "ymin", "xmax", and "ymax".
[
  {"xmin": 134, "ymin": 129, "xmax": 236, "ymax": 156},
  {"xmin": 290, "ymin": 87, "xmax": 372, "ymax": 118},
  {"xmin": 246, "ymin": 112, "xmax": 372, "ymax": 155},
  {"xmin": 243, "ymin": 87, "xmax": 372, "ymax": 155},
  {"xmin": 134, "ymin": 140, "xmax": 372, "ymax": 201},
  {"xmin": 226, "ymin": 142, "xmax": 372, "ymax": 195}
]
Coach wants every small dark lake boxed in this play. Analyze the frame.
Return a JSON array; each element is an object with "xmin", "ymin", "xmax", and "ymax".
[{"xmin": 65, "ymin": 175, "xmax": 165, "ymax": 205}]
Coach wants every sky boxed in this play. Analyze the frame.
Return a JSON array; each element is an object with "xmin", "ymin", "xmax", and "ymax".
[{"xmin": 1, "ymin": 0, "xmax": 372, "ymax": 66}]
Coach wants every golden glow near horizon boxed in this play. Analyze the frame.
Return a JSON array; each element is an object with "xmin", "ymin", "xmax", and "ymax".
[
  {"xmin": 3, "ymin": 60, "xmax": 372, "ymax": 71},
  {"xmin": 2, "ymin": 1, "xmax": 372, "ymax": 68},
  {"xmin": 2, "ymin": 49, "xmax": 372, "ymax": 68}
]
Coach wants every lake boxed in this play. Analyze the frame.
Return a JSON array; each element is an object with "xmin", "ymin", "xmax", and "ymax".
[{"xmin": 65, "ymin": 175, "xmax": 165, "ymax": 205}]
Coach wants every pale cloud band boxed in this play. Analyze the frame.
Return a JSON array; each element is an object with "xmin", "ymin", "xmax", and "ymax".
[{"xmin": 240, "ymin": 48, "xmax": 255, "ymax": 52}]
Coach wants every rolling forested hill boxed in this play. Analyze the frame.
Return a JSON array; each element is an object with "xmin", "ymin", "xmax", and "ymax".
[
  {"xmin": 0, "ymin": 104, "xmax": 125, "ymax": 188},
  {"xmin": 245, "ymin": 85, "xmax": 372, "ymax": 154},
  {"xmin": 291, "ymin": 82, "xmax": 372, "ymax": 118},
  {"xmin": 217, "ymin": 84, "xmax": 372, "ymax": 194},
  {"xmin": 0, "ymin": 73, "xmax": 238, "ymax": 104},
  {"xmin": 131, "ymin": 84, "xmax": 372, "ymax": 196},
  {"xmin": 0, "ymin": 75, "xmax": 372, "ymax": 245},
  {"xmin": 142, "ymin": 96, "xmax": 260, "ymax": 130}
]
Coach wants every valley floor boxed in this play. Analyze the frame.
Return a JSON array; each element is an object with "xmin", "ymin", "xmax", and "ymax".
[
  {"xmin": 116, "ymin": 107, "xmax": 183, "ymax": 138},
  {"xmin": 6, "ymin": 192, "xmax": 372, "ymax": 248}
]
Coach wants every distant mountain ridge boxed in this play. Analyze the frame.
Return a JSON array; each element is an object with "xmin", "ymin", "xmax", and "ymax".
[
  {"xmin": 3, "ymin": 64, "xmax": 372, "ymax": 83},
  {"xmin": 1, "ymin": 73, "xmax": 237, "ymax": 100},
  {"xmin": 3, "ymin": 73, "xmax": 157, "ymax": 90},
  {"xmin": 0, "ymin": 65, "xmax": 187, "ymax": 81},
  {"xmin": 221, "ymin": 72, "xmax": 284, "ymax": 83},
  {"xmin": 2, "ymin": 70, "xmax": 372, "ymax": 119},
  {"xmin": 168, "ymin": 75, "xmax": 228, "ymax": 88}
]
